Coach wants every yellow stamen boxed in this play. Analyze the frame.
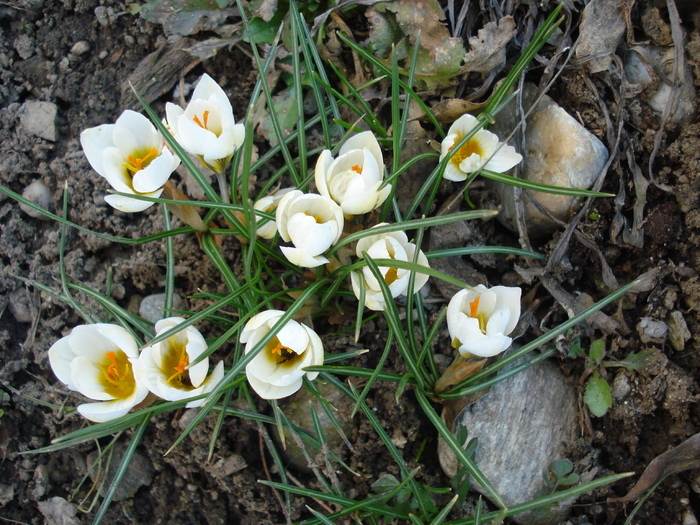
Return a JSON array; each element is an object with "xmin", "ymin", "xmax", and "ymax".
[
  {"xmin": 267, "ymin": 338, "xmax": 297, "ymax": 364},
  {"xmin": 103, "ymin": 351, "xmax": 127, "ymax": 385},
  {"xmin": 192, "ymin": 110, "xmax": 210, "ymax": 129},
  {"xmin": 351, "ymin": 164, "xmax": 363, "ymax": 174},
  {"xmin": 167, "ymin": 352, "xmax": 189, "ymax": 384},
  {"xmin": 123, "ymin": 147, "xmax": 159, "ymax": 174},
  {"xmin": 449, "ymin": 131, "xmax": 483, "ymax": 166}
]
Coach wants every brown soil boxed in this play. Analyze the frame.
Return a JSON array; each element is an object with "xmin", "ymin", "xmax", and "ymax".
[{"xmin": 1, "ymin": 0, "xmax": 700, "ymax": 524}]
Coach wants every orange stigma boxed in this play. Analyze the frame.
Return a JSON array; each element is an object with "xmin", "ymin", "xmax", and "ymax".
[
  {"xmin": 123, "ymin": 147, "xmax": 158, "ymax": 173},
  {"xmin": 469, "ymin": 296, "xmax": 480, "ymax": 318},
  {"xmin": 167, "ymin": 353, "xmax": 189, "ymax": 383},
  {"xmin": 351, "ymin": 165, "xmax": 362, "ymax": 174},
  {"xmin": 192, "ymin": 111, "xmax": 210, "ymax": 129}
]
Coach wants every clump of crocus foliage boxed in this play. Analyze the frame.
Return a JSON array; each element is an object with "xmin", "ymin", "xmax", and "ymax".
[{"xmin": 52, "ymin": 72, "xmax": 524, "ymax": 412}]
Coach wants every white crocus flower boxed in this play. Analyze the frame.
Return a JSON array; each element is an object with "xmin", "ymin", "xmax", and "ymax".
[
  {"xmin": 48, "ymin": 324, "xmax": 149, "ymax": 422},
  {"xmin": 447, "ymin": 285, "xmax": 522, "ymax": 358},
  {"xmin": 253, "ymin": 187, "xmax": 295, "ymax": 239},
  {"xmin": 80, "ymin": 110, "xmax": 180, "ymax": 212},
  {"xmin": 350, "ymin": 224, "xmax": 430, "ymax": 311},
  {"xmin": 137, "ymin": 317, "xmax": 224, "ymax": 408},
  {"xmin": 241, "ymin": 310, "xmax": 324, "ymax": 400},
  {"xmin": 276, "ymin": 190, "xmax": 344, "ymax": 268},
  {"xmin": 440, "ymin": 113, "xmax": 523, "ymax": 182},
  {"xmin": 165, "ymin": 73, "xmax": 246, "ymax": 174},
  {"xmin": 315, "ymin": 131, "xmax": 391, "ymax": 215}
]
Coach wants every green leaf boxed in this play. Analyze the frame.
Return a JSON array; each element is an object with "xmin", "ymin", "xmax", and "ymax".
[
  {"xmin": 588, "ymin": 339, "xmax": 605, "ymax": 365},
  {"xmin": 584, "ymin": 372, "xmax": 612, "ymax": 417},
  {"xmin": 242, "ymin": 12, "xmax": 285, "ymax": 43}
]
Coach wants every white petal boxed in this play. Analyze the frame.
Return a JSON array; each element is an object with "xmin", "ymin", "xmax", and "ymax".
[
  {"xmin": 131, "ymin": 149, "xmax": 176, "ymax": 193},
  {"xmin": 483, "ymin": 144, "xmax": 523, "ymax": 173},
  {"xmin": 314, "ymin": 150, "xmax": 334, "ymax": 198},
  {"xmin": 246, "ymin": 372, "xmax": 302, "ymax": 400},
  {"xmin": 339, "ymin": 131, "xmax": 382, "ymax": 170},
  {"xmin": 241, "ymin": 310, "xmax": 284, "ymax": 343},
  {"xmin": 113, "ymin": 110, "xmax": 159, "ymax": 154},
  {"xmin": 280, "ymin": 246, "xmax": 329, "ymax": 268},
  {"xmin": 459, "ymin": 333, "xmax": 512, "ymax": 358},
  {"xmin": 80, "ymin": 124, "xmax": 115, "ymax": 177},
  {"xmin": 105, "ymin": 190, "xmax": 160, "ymax": 212},
  {"xmin": 48, "ymin": 336, "xmax": 79, "ymax": 390},
  {"xmin": 276, "ymin": 320, "xmax": 310, "ymax": 354}
]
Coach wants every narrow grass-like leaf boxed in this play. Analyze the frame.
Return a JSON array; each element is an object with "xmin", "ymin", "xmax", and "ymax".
[
  {"xmin": 167, "ymin": 278, "xmax": 330, "ymax": 454},
  {"xmin": 337, "ymin": 32, "xmax": 443, "ymax": 136},
  {"xmin": 364, "ymin": 255, "xmax": 426, "ymax": 391},
  {"xmin": 0, "ymin": 184, "xmax": 195, "ymax": 245},
  {"xmin": 162, "ymin": 204, "xmax": 175, "ymax": 312},
  {"xmin": 426, "ymin": 246, "xmax": 544, "ymax": 260},
  {"xmin": 91, "ymin": 413, "xmax": 150, "ymax": 525},
  {"xmin": 479, "ymin": 170, "xmax": 615, "ymax": 197},
  {"xmin": 351, "ymin": 332, "xmax": 394, "ymax": 417},
  {"xmin": 328, "ymin": 210, "xmax": 497, "ymax": 255}
]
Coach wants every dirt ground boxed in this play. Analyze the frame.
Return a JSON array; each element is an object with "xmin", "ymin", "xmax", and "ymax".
[{"xmin": 2, "ymin": 0, "xmax": 700, "ymax": 523}]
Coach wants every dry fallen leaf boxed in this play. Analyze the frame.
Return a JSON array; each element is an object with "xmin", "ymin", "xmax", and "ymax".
[
  {"xmin": 612, "ymin": 432, "xmax": 700, "ymax": 503},
  {"xmin": 461, "ymin": 17, "xmax": 517, "ymax": 75}
]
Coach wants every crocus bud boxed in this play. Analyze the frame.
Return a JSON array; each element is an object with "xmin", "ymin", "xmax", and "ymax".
[{"xmin": 315, "ymin": 131, "xmax": 390, "ymax": 215}]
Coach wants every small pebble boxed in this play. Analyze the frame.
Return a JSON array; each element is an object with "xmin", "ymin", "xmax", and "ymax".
[
  {"xmin": 139, "ymin": 293, "xmax": 183, "ymax": 324},
  {"xmin": 8, "ymin": 287, "xmax": 33, "ymax": 323},
  {"xmin": 70, "ymin": 41, "xmax": 90, "ymax": 56},
  {"xmin": 19, "ymin": 180, "xmax": 52, "ymax": 219},
  {"xmin": 124, "ymin": 34, "xmax": 135, "ymax": 46},
  {"xmin": 20, "ymin": 101, "xmax": 59, "ymax": 142},
  {"xmin": 637, "ymin": 317, "xmax": 668, "ymax": 343},
  {"xmin": 612, "ymin": 372, "xmax": 631, "ymax": 401}
]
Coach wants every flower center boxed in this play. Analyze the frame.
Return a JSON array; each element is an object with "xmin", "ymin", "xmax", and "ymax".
[
  {"xmin": 163, "ymin": 340, "xmax": 193, "ymax": 389},
  {"xmin": 351, "ymin": 164, "xmax": 363, "ymax": 174},
  {"xmin": 99, "ymin": 350, "xmax": 136, "ymax": 399},
  {"xmin": 266, "ymin": 337, "xmax": 300, "ymax": 365},
  {"xmin": 123, "ymin": 147, "xmax": 159, "ymax": 174},
  {"xmin": 449, "ymin": 131, "xmax": 483, "ymax": 166},
  {"xmin": 192, "ymin": 110, "xmax": 210, "ymax": 130},
  {"xmin": 385, "ymin": 267, "xmax": 399, "ymax": 285}
]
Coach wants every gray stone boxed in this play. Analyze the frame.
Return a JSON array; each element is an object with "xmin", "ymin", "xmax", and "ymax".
[
  {"xmin": 87, "ymin": 442, "xmax": 154, "ymax": 501},
  {"xmin": 490, "ymin": 84, "xmax": 608, "ymax": 238},
  {"xmin": 612, "ymin": 372, "xmax": 631, "ymax": 402},
  {"xmin": 37, "ymin": 497, "xmax": 81, "ymax": 525},
  {"xmin": 0, "ymin": 484, "xmax": 15, "ymax": 506},
  {"xmin": 8, "ymin": 287, "xmax": 33, "ymax": 323},
  {"xmin": 139, "ymin": 293, "xmax": 183, "ymax": 324},
  {"xmin": 637, "ymin": 317, "xmax": 668, "ymax": 343},
  {"xmin": 20, "ymin": 179, "xmax": 52, "ymax": 219},
  {"xmin": 439, "ymin": 359, "xmax": 578, "ymax": 524},
  {"xmin": 70, "ymin": 41, "xmax": 90, "ymax": 56},
  {"xmin": 20, "ymin": 101, "xmax": 58, "ymax": 142},
  {"xmin": 14, "ymin": 33, "xmax": 35, "ymax": 60}
]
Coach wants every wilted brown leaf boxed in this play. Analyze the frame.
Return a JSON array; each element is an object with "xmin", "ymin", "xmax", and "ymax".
[
  {"xmin": 613, "ymin": 432, "xmax": 700, "ymax": 503},
  {"xmin": 461, "ymin": 17, "xmax": 517, "ymax": 75}
]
